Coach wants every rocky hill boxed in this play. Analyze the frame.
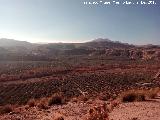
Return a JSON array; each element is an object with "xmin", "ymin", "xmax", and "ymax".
[{"xmin": 0, "ymin": 38, "xmax": 159, "ymax": 61}]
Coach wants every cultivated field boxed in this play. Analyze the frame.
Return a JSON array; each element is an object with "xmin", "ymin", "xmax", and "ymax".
[
  {"xmin": 0, "ymin": 57, "xmax": 159, "ymax": 106},
  {"xmin": 0, "ymin": 56, "xmax": 160, "ymax": 120}
]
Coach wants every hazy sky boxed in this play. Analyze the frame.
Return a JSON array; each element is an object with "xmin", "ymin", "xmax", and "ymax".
[{"xmin": 0, "ymin": 0, "xmax": 159, "ymax": 45}]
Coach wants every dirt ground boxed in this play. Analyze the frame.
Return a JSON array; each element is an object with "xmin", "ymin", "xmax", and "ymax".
[
  {"xmin": 109, "ymin": 95, "xmax": 160, "ymax": 120},
  {"xmin": 0, "ymin": 95, "xmax": 160, "ymax": 120}
]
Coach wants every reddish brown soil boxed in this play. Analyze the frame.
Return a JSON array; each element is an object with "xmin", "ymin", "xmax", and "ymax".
[{"xmin": 109, "ymin": 94, "xmax": 160, "ymax": 120}]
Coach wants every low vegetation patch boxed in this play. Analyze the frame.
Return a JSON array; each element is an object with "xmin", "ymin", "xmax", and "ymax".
[
  {"xmin": 119, "ymin": 88, "xmax": 160, "ymax": 103},
  {"xmin": 0, "ymin": 105, "xmax": 13, "ymax": 114},
  {"xmin": 85, "ymin": 103, "xmax": 109, "ymax": 120},
  {"xmin": 26, "ymin": 93, "xmax": 65, "ymax": 109},
  {"xmin": 27, "ymin": 99, "xmax": 36, "ymax": 107},
  {"xmin": 122, "ymin": 92, "xmax": 145, "ymax": 102},
  {"xmin": 48, "ymin": 93, "xmax": 64, "ymax": 106},
  {"xmin": 37, "ymin": 98, "xmax": 48, "ymax": 109},
  {"xmin": 146, "ymin": 87, "xmax": 159, "ymax": 99}
]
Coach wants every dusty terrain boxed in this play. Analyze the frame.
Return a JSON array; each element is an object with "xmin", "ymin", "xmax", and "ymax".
[
  {"xmin": 0, "ymin": 39, "xmax": 160, "ymax": 119},
  {"xmin": 109, "ymin": 95, "xmax": 160, "ymax": 120},
  {"xmin": 0, "ymin": 94, "xmax": 160, "ymax": 120}
]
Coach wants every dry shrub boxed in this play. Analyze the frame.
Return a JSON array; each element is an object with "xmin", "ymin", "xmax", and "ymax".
[
  {"xmin": 37, "ymin": 98, "xmax": 48, "ymax": 109},
  {"xmin": 146, "ymin": 87, "xmax": 159, "ymax": 99},
  {"xmin": 27, "ymin": 99, "xmax": 36, "ymax": 107},
  {"xmin": 26, "ymin": 93, "xmax": 65, "ymax": 109},
  {"xmin": 119, "ymin": 90, "xmax": 146, "ymax": 102},
  {"xmin": 0, "ymin": 105, "xmax": 13, "ymax": 114},
  {"xmin": 85, "ymin": 103, "xmax": 109, "ymax": 120},
  {"xmin": 119, "ymin": 88, "xmax": 160, "ymax": 103},
  {"xmin": 109, "ymin": 100, "xmax": 120, "ymax": 112},
  {"xmin": 27, "ymin": 98, "xmax": 48, "ymax": 109},
  {"xmin": 48, "ymin": 93, "xmax": 64, "ymax": 106}
]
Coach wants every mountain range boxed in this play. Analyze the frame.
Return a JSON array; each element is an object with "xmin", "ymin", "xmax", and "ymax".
[{"xmin": 0, "ymin": 38, "xmax": 159, "ymax": 61}]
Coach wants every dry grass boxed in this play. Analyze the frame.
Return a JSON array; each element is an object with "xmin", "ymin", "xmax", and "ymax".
[
  {"xmin": 27, "ymin": 99, "xmax": 36, "ymax": 107},
  {"xmin": 146, "ymin": 87, "xmax": 159, "ymax": 99},
  {"xmin": 109, "ymin": 100, "xmax": 120, "ymax": 112},
  {"xmin": 0, "ymin": 105, "xmax": 13, "ymax": 115},
  {"xmin": 118, "ymin": 88, "xmax": 160, "ymax": 103},
  {"xmin": 26, "ymin": 93, "xmax": 64, "ymax": 109},
  {"xmin": 85, "ymin": 103, "xmax": 109, "ymax": 120},
  {"xmin": 37, "ymin": 98, "xmax": 48, "ymax": 109},
  {"xmin": 118, "ymin": 90, "xmax": 146, "ymax": 102},
  {"xmin": 48, "ymin": 93, "xmax": 64, "ymax": 106}
]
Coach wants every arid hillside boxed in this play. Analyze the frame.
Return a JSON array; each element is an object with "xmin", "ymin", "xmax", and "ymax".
[
  {"xmin": 0, "ymin": 39, "xmax": 159, "ymax": 120},
  {"xmin": 0, "ymin": 38, "xmax": 159, "ymax": 61}
]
